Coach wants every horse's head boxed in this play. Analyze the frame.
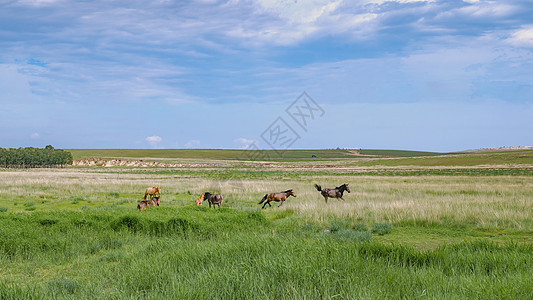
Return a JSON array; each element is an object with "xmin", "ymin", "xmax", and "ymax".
[
  {"xmin": 156, "ymin": 187, "xmax": 162, "ymax": 194},
  {"xmin": 287, "ymin": 190, "xmax": 296, "ymax": 197},
  {"xmin": 203, "ymin": 192, "xmax": 211, "ymax": 200},
  {"xmin": 344, "ymin": 184, "xmax": 350, "ymax": 193}
]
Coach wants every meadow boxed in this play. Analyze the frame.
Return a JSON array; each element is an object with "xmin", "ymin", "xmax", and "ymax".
[{"xmin": 1, "ymin": 150, "xmax": 532, "ymax": 299}]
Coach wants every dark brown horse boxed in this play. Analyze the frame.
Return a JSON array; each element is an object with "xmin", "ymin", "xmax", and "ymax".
[
  {"xmin": 258, "ymin": 189, "xmax": 296, "ymax": 209},
  {"xmin": 314, "ymin": 184, "xmax": 350, "ymax": 203},
  {"xmin": 203, "ymin": 192, "xmax": 223, "ymax": 208},
  {"xmin": 137, "ymin": 196, "xmax": 160, "ymax": 211}
]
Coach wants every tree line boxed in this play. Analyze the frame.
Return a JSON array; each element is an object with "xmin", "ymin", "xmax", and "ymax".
[{"xmin": 0, "ymin": 145, "xmax": 72, "ymax": 168}]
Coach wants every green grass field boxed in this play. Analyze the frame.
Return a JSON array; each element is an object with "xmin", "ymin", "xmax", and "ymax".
[
  {"xmin": 1, "ymin": 149, "xmax": 532, "ymax": 299},
  {"xmin": 67, "ymin": 148, "xmax": 446, "ymax": 161}
]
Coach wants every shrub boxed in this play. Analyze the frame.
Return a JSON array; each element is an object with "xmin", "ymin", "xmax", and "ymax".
[
  {"xmin": 0, "ymin": 207, "xmax": 8, "ymax": 212},
  {"xmin": 39, "ymin": 219, "xmax": 57, "ymax": 226},
  {"xmin": 372, "ymin": 223, "xmax": 392, "ymax": 235},
  {"xmin": 329, "ymin": 221, "xmax": 343, "ymax": 233},
  {"xmin": 352, "ymin": 223, "xmax": 368, "ymax": 232}
]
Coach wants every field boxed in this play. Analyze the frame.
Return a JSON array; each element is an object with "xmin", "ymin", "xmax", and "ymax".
[{"xmin": 1, "ymin": 149, "xmax": 533, "ymax": 299}]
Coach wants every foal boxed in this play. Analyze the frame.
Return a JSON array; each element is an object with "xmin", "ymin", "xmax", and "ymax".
[{"xmin": 195, "ymin": 193, "xmax": 205, "ymax": 206}]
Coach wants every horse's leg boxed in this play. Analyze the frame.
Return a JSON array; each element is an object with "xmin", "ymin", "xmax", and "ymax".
[
  {"xmin": 262, "ymin": 201, "xmax": 268, "ymax": 209},
  {"xmin": 278, "ymin": 200, "xmax": 284, "ymax": 207},
  {"xmin": 323, "ymin": 195, "xmax": 328, "ymax": 203}
]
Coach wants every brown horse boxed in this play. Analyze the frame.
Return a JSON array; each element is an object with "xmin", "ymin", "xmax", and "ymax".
[
  {"xmin": 203, "ymin": 192, "xmax": 223, "ymax": 208},
  {"xmin": 144, "ymin": 186, "xmax": 161, "ymax": 200},
  {"xmin": 258, "ymin": 189, "xmax": 296, "ymax": 209},
  {"xmin": 195, "ymin": 193, "xmax": 205, "ymax": 206},
  {"xmin": 137, "ymin": 196, "xmax": 160, "ymax": 211},
  {"xmin": 314, "ymin": 184, "xmax": 350, "ymax": 203}
]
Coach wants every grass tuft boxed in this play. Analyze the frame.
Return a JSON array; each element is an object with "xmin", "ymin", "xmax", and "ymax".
[{"xmin": 372, "ymin": 223, "xmax": 392, "ymax": 235}]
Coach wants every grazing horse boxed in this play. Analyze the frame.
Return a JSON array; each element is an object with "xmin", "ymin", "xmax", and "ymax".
[
  {"xmin": 195, "ymin": 193, "xmax": 205, "ymax": 206},
  {"xmin": 314, "ymin": 183, "xmax": 350, "ymax": 203},
  {"xmin": 203, "ymin": 192, "xmax": 223, "ymax": 208},
  {"xmin": 137, "ymin": 196, "xmax": 159, "ymax": 211},
  {"xmin": 258, "ymin": 189, "xmax": 296, "ymax": 209},
  {"xmin": 144, "ymin": 186, "xmax": 161, "ymax": 200}
]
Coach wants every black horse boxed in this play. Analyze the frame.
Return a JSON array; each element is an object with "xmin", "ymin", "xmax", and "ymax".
[
  {"xmin": 314, "ymin": 183, "xmax": 350, "ymax": 203},
  {"xmin": 203, "ymin": 192, "xmax": 223, "ymax": 208}
]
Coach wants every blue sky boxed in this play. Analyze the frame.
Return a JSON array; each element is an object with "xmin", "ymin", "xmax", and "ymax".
[{"xmin": 1, "ymin": 0, "xmax": 532, "ymax": 152}]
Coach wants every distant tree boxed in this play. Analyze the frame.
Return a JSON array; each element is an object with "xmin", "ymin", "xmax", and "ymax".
[{"xmin": 0, "ymin": 146, "xmax": 72, "ymax": 168}]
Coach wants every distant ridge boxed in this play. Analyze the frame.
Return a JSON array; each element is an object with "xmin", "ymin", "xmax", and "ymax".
[{"xmin": 460, "ymin": 146, "xmax": 533, "ymax": 153}]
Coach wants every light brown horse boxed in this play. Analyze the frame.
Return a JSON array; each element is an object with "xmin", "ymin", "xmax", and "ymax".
[
  {"xmin": 314, "ymin": 184, "xmax": 350, "ymax": 203},
  {"xmin": 258, "ymin": 189, "xmax": 296, "ymax": 209},
  {"xmin": 195, "ymin": 193, "xmax": 205, "ymax": 206},
  {"xmin": 203, "ymin": 192, "xmax": 223, "ymax": 208},
  {"xmin": 144, "ymin": 186, "xmax": 161, "ymax": 200},
  {"xmin": 137, "ymin": 196, "xmax": 160, "ymax": 211}
]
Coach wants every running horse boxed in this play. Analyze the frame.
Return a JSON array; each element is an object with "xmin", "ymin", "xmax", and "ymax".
[
  {"xmin": 314, "ymin": 183, "xmax": 350, "ymax": 203},
  {"xmin": 203, "ymin": 192, "xmax": 223, "ymax": 208},
  {"xmin": 258, "ymin": 189, "xmax": 296, "ymax": 209},
  {"xmin": 144, "ymin": 186, "xmax": 161, "ymax": 200}
]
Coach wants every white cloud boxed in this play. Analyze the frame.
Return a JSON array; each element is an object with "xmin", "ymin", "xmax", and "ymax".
[
  {"xmin": 226, "ymin": 0, "xmax": 379, "ymax": 46},
  {"xmin": 366, "ymin": 0, "xmax": 433, "ymax": 4},
  {"xmin": 507, "ymin": 26, "xmax": 533, "ymax": 48},
  {"xmin": 184, "ymin": 140, "xmax": 201, "ymax": 148},
  {"xmin": 437, "ymin": 2, "xmax": 517, "ymax": 20},
  {"xmin": 16, "ymin": 0, "xmax": 62, "ymax": 6},
  {"xmin": 145, "ymin": 135, "xmax": 162, "ymax": 148},
  {"xmin": 234, "ymin": 137, "xmax": 257, "ymax": 149},
  {"xmin": 30, "ymin": 133, "xmax": 40, "ymax": 139}
]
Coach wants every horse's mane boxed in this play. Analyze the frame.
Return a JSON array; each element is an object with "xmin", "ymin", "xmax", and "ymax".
[
  {"xmin": 282, "ymin": 189, "xmax": 293, "ymax": 193},
  {"xmin": 335, "ymin": 184, "xmax": 347, "ymax": 190}
]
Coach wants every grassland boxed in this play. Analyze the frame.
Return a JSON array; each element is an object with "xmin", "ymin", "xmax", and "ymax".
[
  {"xmin": 1, "ymin": 149, "xmax": 532, "ymax": 299},
  {"xmin": 67, "ymin": 148, "xmax": 445, "ymax": 161}
]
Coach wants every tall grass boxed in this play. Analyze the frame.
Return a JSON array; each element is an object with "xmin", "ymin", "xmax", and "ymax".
[
  {"xmin": 1, "ymin": 208, "xmax": 532, "ymax": 299},
  {"xmin": 1, "ymin": 167, "xmax": 532, "ymax": 298}
]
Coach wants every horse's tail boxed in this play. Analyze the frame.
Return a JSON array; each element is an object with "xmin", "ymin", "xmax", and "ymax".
[
  {"xmin": 314, "ymin": 184, "xmax": 322, "ymax": 192},
  {"xmin": 143, "ymin": 191, "xmax": 147, "ymax": 200},
  {"xmin": 137, "ymin": 202, "xmax": 141, "ymax": 210},
  {"xmin": 258, "ymin": 194, "xmax": 268, "ymax": 204}
]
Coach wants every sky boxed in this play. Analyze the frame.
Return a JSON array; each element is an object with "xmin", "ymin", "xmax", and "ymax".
[{"xmin": 1, "ymin": 0, "xmax": 532, "ymax": 152}]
